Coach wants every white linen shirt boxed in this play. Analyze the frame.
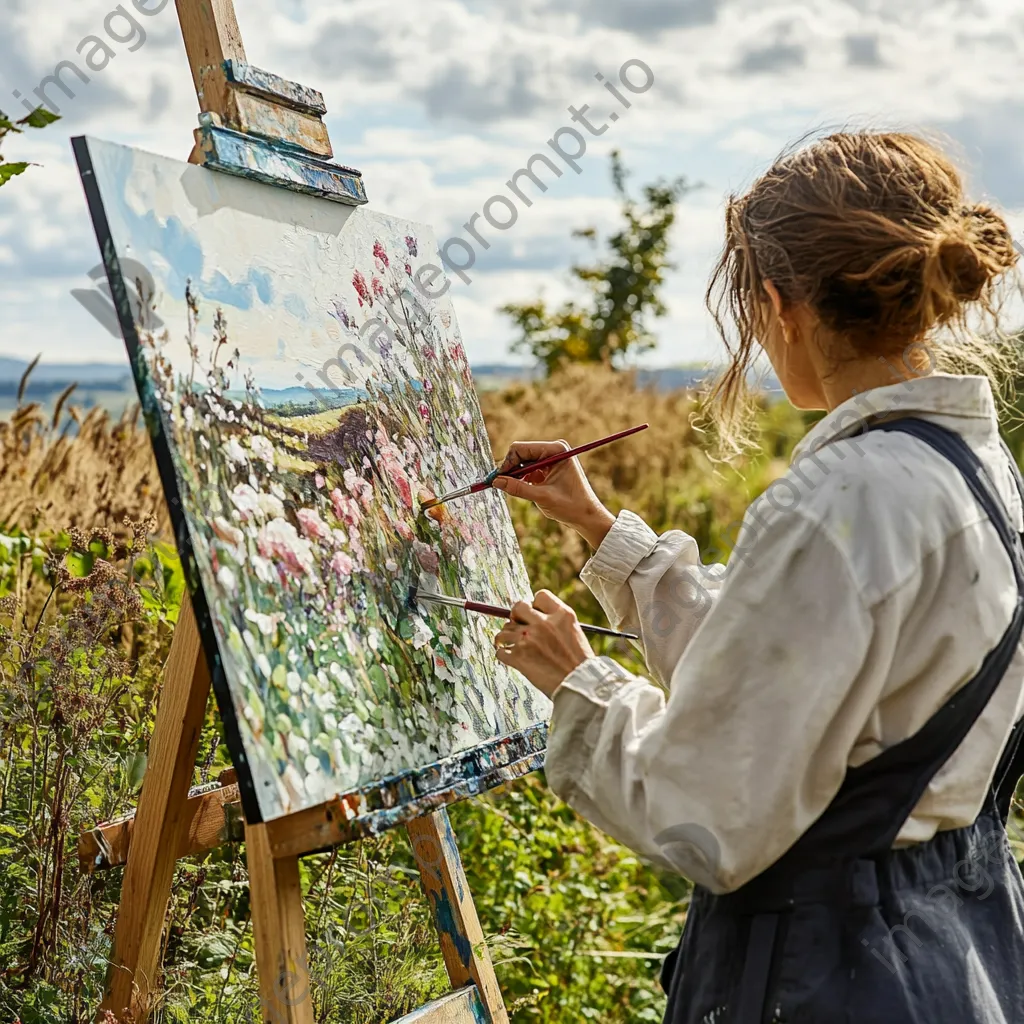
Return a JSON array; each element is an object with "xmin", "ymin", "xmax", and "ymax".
[{"xmin": 544, "ymin": 374, "xmax": 1024, "ymax": 895}]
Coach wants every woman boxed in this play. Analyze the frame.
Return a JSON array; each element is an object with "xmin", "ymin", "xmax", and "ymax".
[{"xmin": 490, "ymin": 132, "xmax": 1024, "ymax": 1023}]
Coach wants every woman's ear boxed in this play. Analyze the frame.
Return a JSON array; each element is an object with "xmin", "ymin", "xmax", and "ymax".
[{"xmin": 762, "ymin": 279, "xmax": 798, "ymax": 347}]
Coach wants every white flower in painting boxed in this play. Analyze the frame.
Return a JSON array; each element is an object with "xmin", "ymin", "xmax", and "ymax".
[
  {"xmin": 257, "ymin": 491, "xmax": 285, "ymax": 519},
  {"xmin": 251, "ymin": 554, "xmax": 277, "ymax": 584},
  {"xmin": 270, "ymin": 481, "xmax": 286, "ymax": 500},
  {"xmin": 211, "ymin": 516, "xmax": 245, "ymax": 549},
  {"xmin": 256, "ymin": 653, "xmax": 272, "ymax": 678},
  {"xmin": 304, "ymin": 755, "xmax": 321, "ymax": 775},
  {"xmin": 410, "ymin": 616, "xmax": 434, "ymax": 650},
  {"xmin": 257, "ymin": 518, "xmax": 315, "ymax": 577},
  {"xmin": 225, "ymin": 437, "xmax": 248, "ymax": 466},
  {"xmin": 367, "ymin": 628, "xmax": 382, "ymax": 651},
  {"xmin": 331, "ymin": 527, "xmax": 348, "ymax": 547},
  {"xmin": 314, "ymin": 690, "xmax": 338, "ymax": 711},
  {"xmin": 286, "ymin": 671, "xmax": 302, "ymax": 694},
  {"xmin": 230, "ymin": 483, "xmax": 262, "ymax": 522},
  {"xmin": 249, "ymin": 434, "xmax": 276, "ymax": 469},
  {"xmin": 385, "ymin": 559, "xmax": 398, "ymax": 573},
  {"xmin": 245, "ymin": 608, "xmax": 281, "ymax": 637},
  {"xmin": 216, "ymin": 566, "xmax": 236, "ymax": 590},
  {"xmin": 183, "ymin": 405, "xmax": 195, "ymax": 428},
  {"xmin": 290, "ymin": 735, "xmax": 310, "ymax": 757}
]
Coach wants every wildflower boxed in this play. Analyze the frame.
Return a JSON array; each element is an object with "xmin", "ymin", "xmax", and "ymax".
[
  {"xmin": 373, "ymin": 240, "xmax": 390, "ymax": 270},
  {"xmin": 422, "ymin": 378, "xmax": 433, "ymax": 393},
  {"xmin": 343, "ymin": 468, "xmax": 373, "ymax": 507},
  {"xmin": 248, "ymin": 434, "xmax": 275, "ymax": 469},
  {"xmin": 413, "ymin": 540, "xmax": 440, "ymax": 574},
  {"xmin": 257, "ymin": 518, "xmax": 316, "ymax": 576},
  {"xmin": 315, "ymin": 472, "xmax": 326, "ymax": 489},
  {"xmin": 410, "ymin": 615, "xmax": 433, "ymax": 650},
  {"xmin": 330, "ymin": 487, "xmax": 362, "ymax": 527},
  {"xmin": 257, "ymin": 490, "xmax": 286, "ymax": 518},
  {"xmin": 212, "ymin": 516, "xmax": 245, "ymax": 549},
  {"xmin": 352, "ymin": 270, "xmax": 371, "ymax": 307},
  {"xmin": 395, "ymin": 520, "xmax": 415, "ymax": 542},
  {"xmin": 404, "ymin": 263, "xmax": 412, "ymax": 276},
  {"xmin": 216, "ymin": 566, "xmax": 236, "ymax": 590},
  {"xmin": 418, "ymin": 402, "xmax": 431, "ymax": 422},
  {"xmin": 230, "ymin": 483, "xmax": 262, "ymax": 521},
  {"xmin": 225, "ymin": 437, "xmax": 248, "ymax": 466},
  {"xmin": 330, "ymin": 300, "xmax": 352, "ymax": 328},
  {"xmin": 329, "ymin": 551, "xmax": 354, "ymax": 580},
  {"xmin": 372, "ymin": 277, "xmax": 385, "ymax": 299},
  {"xmin": 296, "ymin": 506, "xmax": 330, "ymax": 540},
  {"xmin": 256, "ymin": 653, "xmax": 272, "ymax": 678},
  {"xmin": 245, "ymin": 608, "xmax": 282, "ymax": 637},
  {"xmin": 381, "ymin": 452, "xmax": 413, "ymax": 508},
  {"xmin": 405, "ymin": 235, "xmax": 418, "ymax": 257},
  {"xmin": 423, "ymin": 346, "xmax": 436, "ymax": 360}
]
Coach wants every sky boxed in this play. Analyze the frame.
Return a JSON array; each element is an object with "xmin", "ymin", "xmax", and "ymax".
[{"xmin": 1, "ymin": 0, "xmax": 1023, "ymax": 370}]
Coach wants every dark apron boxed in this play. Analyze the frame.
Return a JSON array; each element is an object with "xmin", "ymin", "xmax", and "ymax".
[{"xmin": 661, "ymin": 418, "xmax": 1024, "ymax": 1024}]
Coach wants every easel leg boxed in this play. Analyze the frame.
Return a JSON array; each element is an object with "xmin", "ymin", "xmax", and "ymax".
[
  {"xmin": 406, "ymin": 809, "xmax": 509, "ymax": 1024},
  {"xmin": 246, "ymin": 822, "xmax": 314, "ymax": 1024},
  {"xmin": 101, "ymin": 592, "xmax": 211, "ymax": 1022}
]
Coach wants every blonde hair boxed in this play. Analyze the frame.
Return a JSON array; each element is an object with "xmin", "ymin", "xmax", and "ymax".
[{"xmin": 704, "ymin": 129, "xmax": 1021, "ymax": 453}]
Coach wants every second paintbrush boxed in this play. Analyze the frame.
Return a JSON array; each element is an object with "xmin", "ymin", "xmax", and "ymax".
[
  {"xmin": 419, "ymin": 423, "xmax": 649, "ymax": 512},
  {"xmin": 408, "ymin": 586, "xmax": 639, "ymax": 641}
]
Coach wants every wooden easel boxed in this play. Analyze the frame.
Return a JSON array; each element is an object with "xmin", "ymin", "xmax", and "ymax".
[{"xmin": 88, "ymin": 4, "xmax": 543, "ymax": 1020}]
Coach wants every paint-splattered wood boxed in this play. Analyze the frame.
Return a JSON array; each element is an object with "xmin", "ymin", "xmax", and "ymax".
[
  {"xmin": 407, "ymin": 809, "xmax": 508, "ymax": 1023},
  {"xmin": 246, "ymin": 822, "xmax": 315, "ymax": 1024},
  {"xmin": 195, "ymin": 123, "xmax": 368, "ymax": 206},
  {"xmin": 266, "ymin": 734, "xmax": 546, "ymax": 860},
  {"xmin": 175, "ymin": 0, "xmax": 246, "ymax": 117},
  {"xmin": 78, "ymin": 779, "xmax": 242, "ymax": 874},
  {"xmin": 392, "ymin": 985, "xmax": 488, "ymax": 1024},
  {"xmin": 224, "ymin": 61, "xmax": 327, "ymax": 116},
  {"xmin": 233, "ymin": 90, "xmax": 333, "ymax": 159},
  {"xmin": 100, "ymin": 593, "xmax": 212, "ymax": 1023}
]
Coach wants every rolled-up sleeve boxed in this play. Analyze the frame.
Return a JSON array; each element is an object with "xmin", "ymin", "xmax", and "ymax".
[
  {"xmin": 580, "ymin": 510, "xmax": 728, "ymax": 688},
  {"xmin": 546, "ymin": 505, "xmax": 879, "ymax": 894}
]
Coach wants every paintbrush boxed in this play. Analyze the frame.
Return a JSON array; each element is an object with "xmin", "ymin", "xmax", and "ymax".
[
  {"xmin": 407, "ymin": 585, "xmax": 639, "ymax": 641},
  {"xmin": 419, "ymin": 423, "xmax": 649, "ymax": 512}
]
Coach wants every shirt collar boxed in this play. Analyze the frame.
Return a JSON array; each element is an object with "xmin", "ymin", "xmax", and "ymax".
[{"xmin": 791, "ymin": 374, "xmax": 998, "ymax": 459}]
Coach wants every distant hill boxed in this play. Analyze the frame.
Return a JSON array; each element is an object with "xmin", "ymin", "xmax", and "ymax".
[{"xmin": 0, "ymin": 357, "xmax": 782, "ymax": 412}]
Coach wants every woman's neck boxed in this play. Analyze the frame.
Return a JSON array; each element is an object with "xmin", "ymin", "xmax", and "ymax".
[{"xmin": 818, "ymin": 349, "xmax": 933, "ymax": 413}]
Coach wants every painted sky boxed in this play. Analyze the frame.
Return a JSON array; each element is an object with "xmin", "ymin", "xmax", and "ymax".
[{"xmin": 1, "ymin": 0, "xmax": 1023, "ymax": 370}]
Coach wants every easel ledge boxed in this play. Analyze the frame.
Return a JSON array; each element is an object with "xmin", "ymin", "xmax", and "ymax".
[{"xmin": 87, "ymin": 2, "xmax": 541, "ymax": 1021}]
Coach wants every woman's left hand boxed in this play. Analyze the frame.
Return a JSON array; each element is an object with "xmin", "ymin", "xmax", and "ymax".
[{"xmin": 494, "ymin": 590, "xmax": 595, "ymax": 698}]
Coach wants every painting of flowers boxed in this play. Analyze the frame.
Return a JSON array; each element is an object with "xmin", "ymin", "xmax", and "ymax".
[{"xmin": 75, "ymin": 137, "xmax": 551, "ymax": 823}]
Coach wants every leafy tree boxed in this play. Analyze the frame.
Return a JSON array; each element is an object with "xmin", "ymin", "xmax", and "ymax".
[
  {"xmin": 0, "ymin": 107, "xmax": 61, "ymax": 187},
  {"xmin": 502, "ymin": 150, "xmax": 696, "ymax": 374}
]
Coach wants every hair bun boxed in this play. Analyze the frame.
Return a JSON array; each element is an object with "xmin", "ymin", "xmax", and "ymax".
[{"xmin": 927, "ymin": 202, "xmax": 1017, "ymax": 313}]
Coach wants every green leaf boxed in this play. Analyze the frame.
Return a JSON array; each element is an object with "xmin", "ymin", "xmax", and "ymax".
[
  {"xmin": 127, "ymin": 752, "xmax": 147, "ymax": 791},
  {"xmin": 0, "ymin": 162, "xmax": 30, "ymax": 186},
  {"xmin": 18, "ymin": 106, "xmax": 60, "ymax": 129}
]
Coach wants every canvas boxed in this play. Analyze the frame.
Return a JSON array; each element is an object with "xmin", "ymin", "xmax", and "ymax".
[{"xmin": 75, "ymin": 137, "xmax": 551, "ymax": 824}]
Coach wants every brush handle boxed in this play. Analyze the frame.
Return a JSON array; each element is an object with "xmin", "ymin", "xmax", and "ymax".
[
  {"xmin": 462, "ymin": 599, "xmax": 639, "ymax": 641},
  {"xmin": 494, "ymin": 423, "xmax": 649, "ymax": 484}
]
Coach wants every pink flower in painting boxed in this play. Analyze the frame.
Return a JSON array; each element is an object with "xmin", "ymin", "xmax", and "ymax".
[
  {"xmin": 343, "ymin": 468, "xmax": 373, "ymax": 507},
  {"xmin": 422, "ymin": 379, "xmax": 433, "ymax": 393},
  {"xmin": 458, "ymin": 412, "xmax": 473, "ymax": 430},
  {"xmin": 418, "ymin": 403, "xmax": 431, "ymax": 422},
  {"xmin": 330, "ymin": 551, "xmax": 355, "ymax": 580},
  {"xmin": 330, "ymin": 487, "xmax": 362, "ymax": 528},
  {"xmin": 413, "ymin": 541, "xmax": 440, "ymax": 574},
  {"xmin": 352, "ymin": 271, "xmax": 371, "ymax": 307},
  {"xmin": 381, "ymin": 454, "xmax": 413, "ymax": 509},
  {"xmin": 315, "ymin": 473, "xmax": 326, "ymax": 489},
  {"xmin": 451, "ymin": 343, "xmax": 467, "ymax": 365},
  {"xmin": 373, "ymin": 240, "xmax": 390, "ymax": 269},
  {"xmin": 395, "ymin": 520, "xmax": 415, "ymax": 542},
  {"xmin": 405, "ymin": 236, "xmax": 418, "ymax": 257},
  {"xmin": 296, "ymin": 507, "xmax": 330, "ymax": 540},
  {"xmin": 257, "ymin": 518, "xmax": 315, "ymax": 577},
  {"xmin": 404, "ymin": 263, "xmax": 412, "ymax": 276},
  {"xmin": 372, "ymin": 277, "xmax": 385, "ymax": 299},
  {"xmin": 423, "ymin": 346, "xmax": 436, "ymax": 360}
]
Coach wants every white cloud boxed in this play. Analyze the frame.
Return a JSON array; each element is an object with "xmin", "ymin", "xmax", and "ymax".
[{"xmin": 1, "ymin": 0, "xmax": 1023, "ymax": 371}]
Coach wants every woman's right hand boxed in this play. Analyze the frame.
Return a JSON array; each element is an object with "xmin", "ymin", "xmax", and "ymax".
[{"xmin": 492, "ymin": 440, "xmax": 616, "ymax": 549}]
